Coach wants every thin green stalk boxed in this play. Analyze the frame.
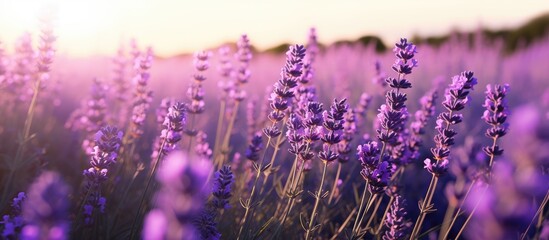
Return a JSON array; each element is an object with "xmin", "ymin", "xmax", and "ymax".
[
  {"xmin": 274, "ymin": 155, "xmax": 298, "ymax": 218},
  {"xmin": 212, "ymin": 100, "xmax": 226, "ymax": 167},
  {"xmin": 273, "ymin": 162, "xmax": 306, "ymax": 238},
  {"xmin": 260, "ymin": 125, "xmax": 285, "ymax": 195},
  {"xmin": 327, "ymin": 162, "xmax": 342, "ymax": 205},
  {"xmin": 454, "ymin": 186, "xmax": 488, "ymax": 240},
  {"xmin": 356, "ymin": 193, "xmax": 378, "ymax": 235},
  {"xmin": 219, "ymin": 101, "xmax": 241, "ymax": 167},
  {"xmin": 521, "ymin": 190, "xmax": 549, "ymax": 240},
  {"xmin": 304, "ymin": 161, "xmax": 328, "ymax": 240},
  {"xmin": 237, "ymin": 136, "xmax": 272, "ymax": 240},
  {"xmin": 364, "ymin": 195, "xmax": 383, "ymax": 232},
  {"xmin": 410, "ymin": 175, "xmax": 438, "ymax": 239},
  {"xmin": 352, "ymin": 183, "xmax": 370, "ymax": 236},
  {"xmin": 129, "ymin": 139, "xmax": 167, "ymax": 239},
  {"xmin": 376, "ymin": 196, "xmax": 395, "ymax": 235},
  {"xmin": 440, "ymin": 179, "xmax": 476, "ymax": 240},
  {"xmin": 1, "ymin": 79, "xmax": 42, "ymax": 206},
  {"xmin": 186, "ymin": 114, "xmax": 196, "ymax": 152},
  {"xmin": 330, "ymin": 207, "xmax": 358, "ymax": 240}
]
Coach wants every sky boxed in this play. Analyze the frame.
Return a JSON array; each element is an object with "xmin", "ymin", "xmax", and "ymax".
[{"xmin": 1, "ymin": 0, "xmax": 548, "ymax": 57}]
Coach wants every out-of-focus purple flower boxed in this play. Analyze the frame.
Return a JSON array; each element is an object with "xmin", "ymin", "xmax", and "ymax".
[
  {"xmin": 372, "ymin": 60, "xmax": 388, "ymax": 89},
  {"xmin": 482, "ymin": 84, "xmax": 510, "ymax": 160},
  {"xmin": 22, "ymin": 172, "xmax": 70, "ymax": 240},
  {"xmin": 35, "ymin": 12, "xmax": 55, "ymax": 87},
  {"xmin": 195, "ymin": 131, "xmax": 213, "ymax": 160},
  {"xmin": 144, "ymin": 151, "xmax": 211, "ymax": 240},
  {"xmin": 382, "ymin": 195, "xmax": 411, "ymax": 240},
  {"xmin": 1, "ymin": 192, "xmax": 26, "ymax": 238},
  {"xmin": 287, "ymin": 113, "xmax": 305, "ymax": 155},
  {"xmin": 407, "ymin": 91, "xmax": 438, "ymax": 163},
  {"xmin": 129, "ymin": 47, "xmax": 154, "ymax": 139},
  {"xmin": 245, "ymin": 133, "xmax": 263, "ymax": 161},
  {"xmin": 425, "ymin": 71, "xmax": 477, "ymax": 176},
  {"xmin": 212, "ymin": 165, "xmax": 234, "ymax": 210},
  {"xmin": 186, "ymin": 50, "xmax": 211, "ymax": 117},
  {"xmin": 338, "ymin": 109, "xmax": 357, "ymax": 163},
  {"xmin": 226, "ymin": 35, "xmax": 253, "ymax": 103},
  {"xmin": 465, "ymin": 159, "xmax": 547, "ymax": 240}
]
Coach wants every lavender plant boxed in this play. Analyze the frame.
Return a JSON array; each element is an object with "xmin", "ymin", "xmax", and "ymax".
[{"xmin": 410, "ymin": 71, "xmax": 478, "ymax": 238}]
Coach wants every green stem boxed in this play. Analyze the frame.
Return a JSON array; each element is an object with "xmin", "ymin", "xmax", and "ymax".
[
  {"xmin": 304, "ymin": 161, "xmax": 328, "ymax": 240},
  {"xmin": 129, "ymin": 139, "xmax": 167, "ymax": 239},
  {"xmin": 327, "ymin": 162, "xmax": 342, "ymax": 205},
  {"xmin": 212, "ymin": 100, "xmax": 226, "ymax": 167},
  {"xmin": 352, "ymin": 183, "xmax": 369, "ymax": 236},
  {"xmin": 410, "ymin": 175, "xmax": 438, "ymax": 239},
  {"xmin": 237, "ymin": 136, "xmax": 272, "ymax": 240},
  {"xmin": 376, "ymin": 195, "xmax": 395, "ymax": 235},
  {"xmin": 364, "ymin": 195, "xmax": 383, "ymax": 232},
  {"xmin": 521, "ymin": 190, "xmax": 549, "ymax": 240},
  {"xmin": 219, "ymin": 101, "xmax": 241, "ymax": 167},
  {"xmin": 440, "ymin": 179, "xmax": 476, "ymax": 240}
]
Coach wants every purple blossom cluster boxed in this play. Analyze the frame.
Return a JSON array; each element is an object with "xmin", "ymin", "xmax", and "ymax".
[
  {"xmin": 319, "ymin": 98, "xmax": 348, "ymax": 162},
  {"xmin": 424, "ymin": 71, "xmax": 478, "ymax": 176},
  {"xmin": 482, "ymin": 84, "xmax": 510, "ymax": 162},
  {"xmin": 82, "ymin": 126, "xmax": 122, "ymax": 224},
  {"xmin": 1, "ymin": 192, "xmax": 26, "ymax": 238},
  {"xmin": 211, "ymin": 165, "xmax": 234, "ymax": 210},
  {"xmin": 186, "ymin": 50, "xmax": 211, "ymax": 116},
  {"xmin": 382, "ymin": 195, "xmax": 410, "ymax": 240},
  {"xmin": 157, "ymin": 102, "xmax": 187, "ymax": 156},
  {"xmin": 263, "ymin": 44, "xmax": 306, "ymax": 138},
  {"xmin": 358, "ymin": 141, "xmax": 391, "ymax": 194},
  {"xmin": 129, "ymin": 47, "xmax": 154, "ymax": 139}
]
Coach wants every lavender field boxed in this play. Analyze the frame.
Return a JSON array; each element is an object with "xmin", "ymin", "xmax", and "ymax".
[{"xmin": 1, "ymin": 8, "xmax": 549, "ymax": 240}]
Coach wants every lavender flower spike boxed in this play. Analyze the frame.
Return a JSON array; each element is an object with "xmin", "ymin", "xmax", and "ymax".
[
  {"xmin": 382, "ymin": 195, "xmax": 411, "ymax": 240},
  {"xmin": 424, "ymin": 71, "xmax": 478, "ymax": 176},
  {"xmin": 22, "ymin": 172, "xmax": 70, "ymax": 240},
  {"xmin": 482, "ymin": 83, "xmax": 510, "ymax": 167},
  {"xmin": 212, "ymin": 165, "xmax": 234, "ymax": 210}
]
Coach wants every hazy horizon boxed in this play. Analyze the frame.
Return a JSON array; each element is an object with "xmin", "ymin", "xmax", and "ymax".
[{"xmin": 1, "ymin": 0, "xmax": 549, "ymax": 57}]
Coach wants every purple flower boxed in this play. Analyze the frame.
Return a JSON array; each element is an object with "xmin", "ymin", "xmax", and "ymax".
[
  {"xmin": 161, "ymin": 102, "xmax": 187, "ymax": 152},
  {"xmin": 425, "ymin": 71, "xmax": 478, "ymax": 176},
  {"xmin": 338, "ymin": 109, "xmax": 357, "ymax": 163},
  {"xmin": 195, "ymin": 131, "xmax": 213, "ymax": 160},
  {"xmin": 245, "ymin": 133, "xmax": 263, "ymax": 161},
  {"xmin": 357, "ymin": 141, "xmax": 381, "ymax": 170},
  {"xmin": 482, "ymin": 84, "xmax": 510, "ymax": 159},
  {"xmin": 319, "ymin": 98, "xmax": 348, "ymax": 163},
  {"xmin": 391, "ymin": 38, "xmax": 418, "ymax": 75},
  {"xmin": 212, "ymin": 165, "xmax": 234, "ymax": 210},
  {"xmin": 1, "ymin": 192, "xmax": 26, "ymax": 238},
  {"xmin": 144, "ymin": 151, "xmax": 212, "ymax": 240},
  {"xmin": 22, "ymin": 172, "xmax": 70, "ymax": 240},
  {"xmin": 406, "ymin": 90, "xmax": 438, "ymax": 163},
  {"xmin": 264, "ymin": 44, "xmax": 306, "ymax": 139},
  {"xmin": 382, "ymin": 195, "xmax": 411, "ymax": 240},
  {"xmin": 195, "ymin": 209, "xmax": 221, "ymax": 240},
  {"xmin": 186, "ymin": 50, "xmax": 211, "ymax": 116},
  {"xmin": 361, "ymin": 161, "xmax": 391, "ymax": 194},
  {"xmin": 129, "ymin": 47, "xmax": 154, "ymax": 139},
  {"xmin": 82, "ymin": 126, "xmax": 122, "ymax": 224}
]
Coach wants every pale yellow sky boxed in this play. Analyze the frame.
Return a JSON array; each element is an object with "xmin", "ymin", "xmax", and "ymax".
[{"xmin": 1, "ymin": 0, "xmax": 548, "ymax": 57}]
